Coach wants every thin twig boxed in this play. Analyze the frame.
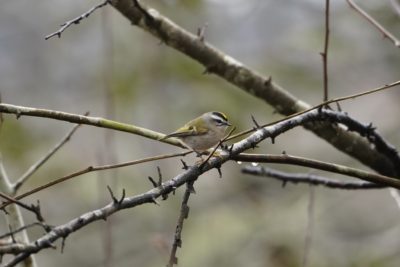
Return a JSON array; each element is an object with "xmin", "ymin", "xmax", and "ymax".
[
  {"xmin": 13, "ymin": 121, "xmax": 83, "ymax": 192},
  {"xmin": 45, "ymin": 0, "xmax": 110, "ymax": 40},
  {"xmin": 227, "ymin": 79, "xmax": 400, "ymax": 141},
  {"xmin": 346, "ymin": 0, "xmax": 400, "ymax": 47},
  {"xmin": 0, "ymin": 151, "xmax": 191, "ymax": 210},
  {"xmin": 234, "ymin": 153, "xmax": 400, "ymax": 188},
  {"xmin": 167, "ymin": 181, "xmax": 194, "ymax": 267},
  {"xmin": 0, "ymin": 192, "xmax": 44, "ymax": 221},
  {"xmin": 242, "ymin": 166, "xmax": 385, "ymax": 189},
  {"xmin": 321, "ymin": 0, "xmax": 330, "ymax": 101},
  {"xmin": 199, "ymin": 126, "xmax": 236, "ymax": 169}
]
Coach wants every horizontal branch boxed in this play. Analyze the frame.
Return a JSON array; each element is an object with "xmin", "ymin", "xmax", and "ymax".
[
  {"xmin": 0, "ymin": 103, "xmax": 184, "ymax": 148},
  {"xmin": 240, "ymin": 157, "xmax": 389, "ymax": 189},
  {"xmin": 243, "ymin": 166, "xmax": 384, "ymax": 189}
]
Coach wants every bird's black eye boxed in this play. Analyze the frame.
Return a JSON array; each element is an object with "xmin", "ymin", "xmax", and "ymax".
[{"xmin": 214, "ymin": 119, "xmax": 225, "ymax": 126}]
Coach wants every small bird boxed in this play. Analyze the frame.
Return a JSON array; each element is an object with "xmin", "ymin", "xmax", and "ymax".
[{"xmin": 160, "ymin": 111, "xmax": 231, "ymax": 154}]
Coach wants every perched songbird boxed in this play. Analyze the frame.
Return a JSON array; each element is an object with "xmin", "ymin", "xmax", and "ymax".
[{"xmin": 160, "ymin": 111, "xmax": 231, "ymax": 154}]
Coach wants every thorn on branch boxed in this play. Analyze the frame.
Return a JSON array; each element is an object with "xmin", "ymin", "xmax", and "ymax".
[
  {"xmin": 251, "ymin": 114, "xmax": 261, "ymax": 129},
  {"xmin": 335, "ymin": 102, "xmax": 342, "ymax": 111},
  {"xmin": 264, "ymin": 76, "xmax": 272, "ymax": 86},
  {"xmin": 61, "ymin": 237, "xmax": 67, "ymax": 253},
  {"xmin": 197, "ymin": 22, "xmax": 208, "ymax": 43},
  {"xmin": 106, "ymin": 185, "xmax": 125, "ymax": 206},
  {"xmin": 43, "ymin": 239, "xmax": 57, "ymax": 249},
  {"xmin": 180, "ymin": 159, "xmax": 189, "ymax": 170},
  {"xmin": 202, "ymin": 64, "xmax": 218, "ymax": 75},
  {"xmin": 187, "ymin": 183, "xmax": 196, "ymax": 194},
  {"xmin": 250, "ymin": 142, "xmax": 259, "ymax": 149},
  {"xmin": 151, "ymin": 197, "xmax": 160, "ymax": 206},
  {"xmin": 215, "ymin": 163, "xmax": 222, "ymax": 178},
  {"xmin": 148, "ymin": 176, "xmax": 158, "ymax": 188},
  {"xmin": 132, "ymin": 0, "xmax": 156, "ymax": 25},
  {"xmin": 157, "ymin": 166, "xmax": 163, "ymax": 186}
]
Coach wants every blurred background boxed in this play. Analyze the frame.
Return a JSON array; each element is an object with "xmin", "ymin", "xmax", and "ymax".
[{"xmin": 1, "ymin": 0, "xmax": 400, "ymax": 266}]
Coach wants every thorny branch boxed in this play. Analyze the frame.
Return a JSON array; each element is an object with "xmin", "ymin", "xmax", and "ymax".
[
  {"xmin": 167, "ymin": 181, "xmax": 194, "ymax": 267},
  {"xmin": 45, "ymin": 0, "xmax": 111, "ymax": 40},
  {"xmin": 242, "ymin": 166, "xmax": 385, "ymax": 189},
  {"xmin": 234, "ymin": 153, "xmax": 400, "ymax": 186}
]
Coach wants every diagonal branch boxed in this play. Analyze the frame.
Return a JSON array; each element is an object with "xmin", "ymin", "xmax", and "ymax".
[
  {"xmin": 346, "ymin": 0, "xmax": 400, "ymax": 47},
  {"xmin": 108, "ymin": 0, "xmax": 400, "ymax": 177},
  {"xmin": 45, "ymin": 0, "xmax": 110, "ymax": 40},
  {"xmin": 13, "ymin": 122, "xmax": 83, "ymax": 192}
]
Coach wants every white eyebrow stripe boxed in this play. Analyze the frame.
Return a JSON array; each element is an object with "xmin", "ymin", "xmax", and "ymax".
[
  {"xmin": 211, "ymin": 111, "xmax": 228, "ymax": 120},
  {"xmin": 211, "ymin": 115, "xmax": 225, "ymax": 122}
]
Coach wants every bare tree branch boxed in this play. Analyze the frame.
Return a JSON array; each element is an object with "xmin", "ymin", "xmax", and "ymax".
[
  {"xmin": 13, "ymin": 121, "xmax": 83, "ymax": 192},
  {"xmin": 227, "ymin": 79, "xmax": 400, "ymax": 142},
  {"xmin": 0, "ymin": 103, "xmax": 184, "ymax": 148},
  {"xmin": 321, "ymin": 0, "xmax": 330, "ymax": 101},
  {"xmin": 346, "ymin": 0, "xmax": 400, "ymax": 47},
  {"xmin": 107, "ymin": 0, "xmax": 400, "ymax": 177},
  {"xmin": 167, "ymin": 181, "xmax": 194, "ymax": 267},
  {"xmin": 0, "ymin": 151, "xmax": 191, "ymax": 211},
  {"xmin": 242, "ymin": 166, "xmax": 385, "ymax": 189},
  {"xmin": 45, "ymin": 0, "xmax": 110, "ymax": 40},
  {"xmin": 235, "ymin": 153, "xmax": 399, "ymax": 187}
]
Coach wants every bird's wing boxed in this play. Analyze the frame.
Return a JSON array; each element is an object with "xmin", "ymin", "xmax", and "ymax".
[{"xmin": 163, "ymin": 125, "xmax": 209, "ymax": 139}]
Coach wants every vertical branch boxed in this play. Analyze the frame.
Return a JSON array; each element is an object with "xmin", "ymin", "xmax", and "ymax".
[
  {"xmin": 167, "ymin": 181, "xmax": 194, "ymax": 267},
  {"xmin": 0, "ymin": 158, "xmax": 37, "ymax": 267},
  {"xmin": 100, "ymin": 6, "xmax": 117, "ymax": 267},
  {"xmin": 321, "ymin": 0, "xmax": 330, "ymax": 102}
]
